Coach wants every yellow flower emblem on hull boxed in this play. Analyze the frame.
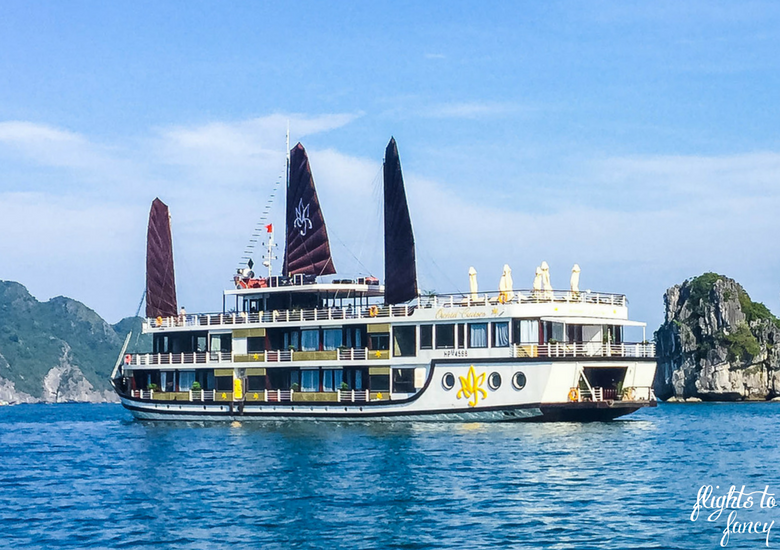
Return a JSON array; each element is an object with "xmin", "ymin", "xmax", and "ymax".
[{"xmin": 457, "ymin": 365, "xmax": 487, "ymax": 407}]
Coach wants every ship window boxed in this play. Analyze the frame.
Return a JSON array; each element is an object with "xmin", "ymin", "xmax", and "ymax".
[
  {"xmin": 567, "ymin": 324, "xmax": 584, "ymax": 343},
  {"xmin": 178, "ymin": 371, "xmax": 196, "ymax": 391},
  {"xmin": 393, "ymin": 326, "xmax": 416, "ymax": 357},
  {"xmin": 435, "ymin": 324, "xmax": 455, "ymax": 349},
  {"xmin": 160, "ymin": 371, "xmax": 175, "ymax": 392},
  {"xmin": 196, "ymin": 370, "xmax": 214, "ymax": 390},
  {"xmin": 442, "ymin": 372, "xmax": 455, "ymax": 390},
  {"xmin": 342, "ymin": 368, "xmax": 366, "ymax": 390},
  {"xmin": 247, "ymin": 376, "xmax": 265, "ymax": 391},
  {"xmin": 393, "ymin": 368, "xmax": 415, "ymax": 393},
  {"xmin": 215, "ymin": 375, "xmax": 232, "ymax": 391},
  {"xmin": 284, "ymin": 331, "xmax": 300, "ymax": 351},
  {"xmin": 301, "ymin": 369, "xmax": 320, "ymax": 392},
  {"xmin": 369, "ymin": 333, "xmax": 389, "ymax": 351},
  {"xmin": 370, "ymin": 373, "xmax": 389, "ymax": 392},
  {"xmin": 488, "ymin": 372, "xmax": 501, "ymax": 390},
  {"xmin": 512, "ymin": 372, "xmax": 527, "ymax": 390},
  {"xmin": 493, "ymin": 322, "xmax": 509, "ymax": 348},
  {"xmin": 322, "ymin": 369, "xmax": 343, "ymax": 391},
  {"xmin": 420, "ymin": 325, "xmax": 433, "ymax": 349},
  {"xmin": 606, "ymin": 325, "xmax": 623, "ymax": 344},
  {"xmin": 468, "ymin": 323, "xmax": 488, "ymax": 348},
  {"xmin": 211, "ymin": 334, "xmax": 232, "ymax": 353},
  {"xmin": 267, "ymin": 368, "xmax": 292, "ymax": 390},
  {"xmin": 170, "ymin": 337, "xmax": 182, "ymax": 354},
  {"xmin": 457, "ymin": 323, "xmax": 466, "ymax": 349},
  {"xmin": 248, "ymin": 337, "xmax": 265, "ymax": 353},
  {"xmin": 513, "ymin": 319, "xmax": 540, "ymax": 344},
  {"xmin": 345, "ymin": 327, "xmax": 363, "ymax": 349},
  {"xmin": 196, "ymin": 336, "xmax": 207, "ymax": 353},
  {"xmin": 301, "ymin": 330, "xmax": 320, "ymax": 351},
  {"xmin": 543, "ymin": 321, "xmax": 564, "ymax": 343},
  {"xmin": 323, "ymin": 329, "xmax": 343, "ymax": 351}
]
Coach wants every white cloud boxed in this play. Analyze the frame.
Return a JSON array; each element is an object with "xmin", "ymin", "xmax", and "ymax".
[{"xmin": 0, "ymin": 121, "xmax": 123, "ymax": 175}]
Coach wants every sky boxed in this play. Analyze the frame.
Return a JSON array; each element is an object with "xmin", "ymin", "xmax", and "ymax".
[{"xmin": 1, "ymin": 1, "xmax": 779, "ymax": 333}]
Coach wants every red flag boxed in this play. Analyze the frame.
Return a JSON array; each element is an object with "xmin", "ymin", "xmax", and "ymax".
[{"xmin": 265, "ymin": 223, "xmax": 273, "ymax": 233}]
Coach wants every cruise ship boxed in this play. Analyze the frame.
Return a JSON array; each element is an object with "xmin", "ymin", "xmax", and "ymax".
[{"xmin": 111, "ymin": 138, "xmax": 657, "ymax": 421}]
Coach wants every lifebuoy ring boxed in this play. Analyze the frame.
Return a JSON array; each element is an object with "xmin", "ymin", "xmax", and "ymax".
[
  {"xmin": 369, "ymin": 305, "xmax": 379, "ymax": 317},
  {"xmin": 568, "ymin": 388, "xmax": 579, "ymax": 402},
  {"xmin": 124, "ymin": 354, "xmax": 132, "ymax": 364},
  {"xmin": 156, "ymin": 316, "xmax": 163, "ymax": 327}
]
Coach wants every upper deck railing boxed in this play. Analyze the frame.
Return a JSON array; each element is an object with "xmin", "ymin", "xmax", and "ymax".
[{"xmin": 144, "ymin": 289, "xmax": 627, "ymax": 331}]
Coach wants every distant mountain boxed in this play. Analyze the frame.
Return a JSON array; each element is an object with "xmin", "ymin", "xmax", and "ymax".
[{"xmin": 0, "ymin": 281, "xmax": 149, "ymax": 404}]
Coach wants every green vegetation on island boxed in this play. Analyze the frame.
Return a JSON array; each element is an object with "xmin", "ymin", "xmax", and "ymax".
[{"xmin": 0, "ymin": 280, "xmax": 148, "ymax": 401}]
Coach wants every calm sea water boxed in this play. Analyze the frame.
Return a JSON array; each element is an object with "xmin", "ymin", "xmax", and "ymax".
[{"xmin": 1, "ymin": 403, "xmax": 779, "ymax": 549}]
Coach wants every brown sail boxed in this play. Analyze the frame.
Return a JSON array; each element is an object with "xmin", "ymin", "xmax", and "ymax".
[
  {"xmin": 283, "ymin": 143, "xmax": 336, "ymax": 277},
  {"xmin": 384, "ymin": 137, "xmax": 418, "ymax": 304},
  {"xmin": 146, "ymin": 198, "xmax": 178, "ymax": 318}
]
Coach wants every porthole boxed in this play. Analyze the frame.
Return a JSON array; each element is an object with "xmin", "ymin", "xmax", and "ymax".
[
  {"xmin": 488, "ymin": 372, "xmax": 501, "ymax": 390},
  {"xmin": 512, "ymin": 371, "xmax": 527, "ymax": 390},
  {"xmin": 442, "ymin": 372, "xmax": 455, "ymax": 390}
]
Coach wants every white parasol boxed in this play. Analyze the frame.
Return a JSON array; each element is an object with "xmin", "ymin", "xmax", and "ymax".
[
  {"xmin": 469, "ymin": 266, "xmax": 478, "ymax": 301},
  {"xmin": 570, "ymin": 264, "xmax": 581, "ymax": 293},
  {"xmin": 541, "ymin": 260, "xmax": 553, "ymax": 298},
  {"xmin": 533, "ymin": 267, "xmax": 543, "ymax": 296},
  {"xmin": 498, "ymin": 264, "xmax": 514, "ymax": 303}
]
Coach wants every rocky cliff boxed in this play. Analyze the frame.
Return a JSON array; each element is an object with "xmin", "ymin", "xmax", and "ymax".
[
  {"xmin": 654, "ymin": 273, "xmax": 780, "ymax": 401},
  {"xmin": 0, "ymin": 280, "xmax": 148, "ymax": 404}
]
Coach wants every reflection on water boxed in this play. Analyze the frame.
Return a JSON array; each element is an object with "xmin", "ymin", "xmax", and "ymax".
[{"xmin": 0, "ymin": 403, "xmax": 779, "ymax": 549}]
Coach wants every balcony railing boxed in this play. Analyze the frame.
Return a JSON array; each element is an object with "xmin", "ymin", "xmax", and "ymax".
[
  {"xmin": 127, "ymin": 348, "xmax": 375, "ymax": 366},
  {"xmin": 129, "ymin": 388, "xmax": 371, "ymax": 403},
  {"xmin": 513, "ymin": 342, "xmax": 655, "ymax": 359},
  {"xmin": 144, "ymin": 289, "xmax": 627, "ymax": 331},
  {"xmin": 575, "ymin": 386, "xmax": 655, "ymax": 402}
]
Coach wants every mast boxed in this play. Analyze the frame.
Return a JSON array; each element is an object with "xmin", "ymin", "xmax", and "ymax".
[{"xmin": 383, "ymin": 137, "xmax": 418, "ymax": 304}]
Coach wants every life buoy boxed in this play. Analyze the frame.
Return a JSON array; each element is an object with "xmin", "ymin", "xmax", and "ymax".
[
  {"xmin": 156, "ymin": 316, "xmax": 163, "ymax": 327},
  {"xmin": 124, "ymin": 354, "xmax": 132, "ymax": 364},
  {"xmin": 568, "ymin": 388, "xmax": 579, "ymax": 402},
  {"xmin": 369, "ymin": 305, "xmax": 379, "ymax": 318}
]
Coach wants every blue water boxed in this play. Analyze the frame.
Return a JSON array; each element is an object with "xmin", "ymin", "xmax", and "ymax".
[{"xmin": 1, "ymin": 404, "xmax": 779, "ymax": 549}]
